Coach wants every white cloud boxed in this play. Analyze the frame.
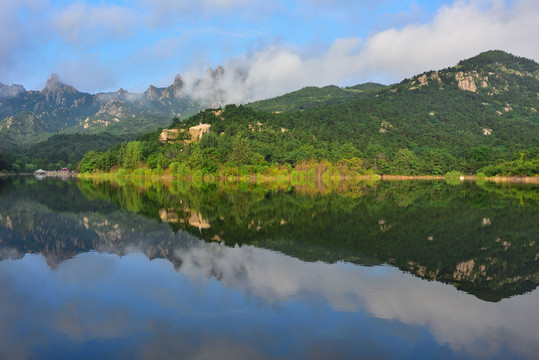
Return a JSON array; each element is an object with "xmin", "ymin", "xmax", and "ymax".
[
  {"xmin": 2, "ymin": 0, "xmax": 538, "ymax": 98},
  {"xmin": 180, "ymin": 0, "xmax": 539, "ymax": 105},
  {"xmin": 181, "ymin": 39, "xmax": 365, "ymax": 104},
  {"xmin": 358, "ymin": 0, "xmax": 539, "ymax": 79}
]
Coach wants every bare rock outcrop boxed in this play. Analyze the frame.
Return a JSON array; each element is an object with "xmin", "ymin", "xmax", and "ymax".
[
  {"xmin": 160, "ymin": 129, "xmax": 180, "ymax": 142},
  {"xmin": 455, "ymin": 72, "xmax": 477, "ymax": 92},
  {"xmin": 96, "ymin": 99, "xmax": 132, "ymax": 118},
  {"xmin": 159, "ymin": 124, "xmax": 211, "ymax": 143},
  {"xmin": 188, "ymin": 124, "xmax": 211, "ymax": 141}
]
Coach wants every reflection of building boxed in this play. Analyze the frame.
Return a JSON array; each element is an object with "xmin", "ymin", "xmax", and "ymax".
[
  {"xmin": 34, "ymin": 169, "xmax": 46, "ymax": 179},
  {"xmin": 159, "ymin": 208, "xmax": 210, "ymax": 229}
]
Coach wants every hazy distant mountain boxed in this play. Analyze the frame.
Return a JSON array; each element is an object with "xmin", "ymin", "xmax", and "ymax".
[{"xmin": 0, "ymin": 74, "xmax": 207, "ymax": 150}]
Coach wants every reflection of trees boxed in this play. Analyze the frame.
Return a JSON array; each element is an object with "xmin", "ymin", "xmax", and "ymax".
[
  {"xmin": 77, "ymin": 178, "xmax": 539, "ymax": 302},
  {"xmin": 1, "ymin": 176, "xmax": 538, "ymax": 302},
  {"xmin": 0, "ymin": 177, "xmax": 196, "ymax": 269}
]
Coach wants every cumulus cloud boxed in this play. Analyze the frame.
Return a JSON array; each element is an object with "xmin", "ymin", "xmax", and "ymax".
[
  {"xmin": 2, "ymin": 0, "xmax": 538, "ymax": 99},
  {"xmin": 358, "ymin": 0, "xmax": 539, "ymax": 80},
  {"xmin": 179, "ymin": 0, "xmax": 539, "ymax": 105},
  {"xmin": 180, "ymin": 39, "xmax": 364, "ymax": 104}
]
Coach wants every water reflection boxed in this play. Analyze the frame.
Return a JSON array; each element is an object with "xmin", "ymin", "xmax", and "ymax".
[
  {"xmin": 75, "ymin": 177, "xmax": 539, "ymax": 302},
  {"xmin": 1, "ymin": 247, "xmax": 539, "ymax": 359},
  {"xmin": 0, "ymin": 176, "xmax": 538, "ymax": 359}
]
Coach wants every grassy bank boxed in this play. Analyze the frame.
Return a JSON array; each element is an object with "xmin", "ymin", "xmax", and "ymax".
[{"xmin": 77, "ymin": 165, "xmax": 539, "ymax": 185}]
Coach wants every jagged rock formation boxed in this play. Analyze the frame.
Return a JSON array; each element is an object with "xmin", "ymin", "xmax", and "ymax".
[{"xmin": 0, "ymin": 72, "xmax": 217, "ymax": 149}]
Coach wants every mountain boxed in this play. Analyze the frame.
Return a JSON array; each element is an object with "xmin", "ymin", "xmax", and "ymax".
[
  {"xmin": 247, "ymin": 83, "xmax": 386, "ymax": 113},
  {"xmin": 150, "ymin": 50, "xmax": 535, "ymax": 174},
  {"xmin": 76, "ymin": 49, "xmax": 536, "ymax": 176},
  {"xmin": 0, "ymin": 74, "xmax": 206, "ymax": 150},
  {"xmin": 3, "ymin": 50, "xmax": 539, "ymax": 174}
]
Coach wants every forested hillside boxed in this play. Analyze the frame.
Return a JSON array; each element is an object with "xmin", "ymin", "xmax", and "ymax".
[
  {"xmin": 247, "ymin": 83, "xmax": 384, "ymax": 113},
  {"xmin": 76, "ymin": 51, "xmax": 538, "ymax": 177}
]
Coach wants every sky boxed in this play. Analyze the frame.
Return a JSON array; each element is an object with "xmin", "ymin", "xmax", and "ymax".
[{"xmin": 0, "ymin": 0, "xmax": 538, "ymax": 102}]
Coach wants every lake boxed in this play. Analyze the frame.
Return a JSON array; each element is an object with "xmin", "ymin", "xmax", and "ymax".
[{"xmin": 0, "ymin": 176, "xmax": 538, "ymax": 359}]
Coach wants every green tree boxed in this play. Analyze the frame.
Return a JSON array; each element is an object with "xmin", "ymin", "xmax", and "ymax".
[
  {"xmin": 392, "ymin": 149, "xmax": 421, "ymax": 175},
  {"xmin": 229, "ymin": 136, "xmax": 255, "ymax": 166},
  {"xmin": 122, "ymin": 141, "xmax": 142, "ymax": 169}
]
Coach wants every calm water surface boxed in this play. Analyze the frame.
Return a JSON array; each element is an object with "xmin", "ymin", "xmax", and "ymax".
[{"xmin": 0, "ymin": 176, "xmax": 538, "ymax": 359}]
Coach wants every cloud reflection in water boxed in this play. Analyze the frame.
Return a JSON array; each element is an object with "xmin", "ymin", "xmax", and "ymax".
[{"xmin": 0, "ymin": 242, "xmax": 538, "ymax": 359}]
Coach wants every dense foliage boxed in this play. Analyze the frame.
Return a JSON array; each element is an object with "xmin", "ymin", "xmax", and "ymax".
[
  {"xmin": 247, "ymin": 84, "xmax": 383, "ymax": 113},
  {"xmin": 2, "ymin": 51, "xmax": 538, "ymax": 176},
  {"xmin": 0, "ymin": 133, "xmax": 129, "ymax": 173}
]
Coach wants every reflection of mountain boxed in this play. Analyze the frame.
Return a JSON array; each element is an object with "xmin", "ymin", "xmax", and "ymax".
[
  {"xmin": 1, "ymin": 176, "xmax": 538, "ymax": 301},
  {"xmin": 3, "ymin": 248, "xmax": 538, "ymax": 360},
  {"xmin": 0, "ymin": 177, "xmax": 199, "ymax": 268},
  {"xmin": 2, "ymin": 177, "xmax": 538, "ymax": 359},
  {"xmin": 77, "ymin": 178, "xmax": 539, "ymax": 302}
]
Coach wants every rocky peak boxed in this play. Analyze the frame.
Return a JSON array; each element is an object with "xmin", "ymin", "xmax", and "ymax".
[
  {"xmin": 96, "ymin": 99, "xmax": 132, "ymax": 118},
  {"xmin": 168, "ymin": 74, "xmax": 185, "ymax": 98},
  {"xmin": 145, "ymin": 85, "xmax": 160, "ymax": 100},
  {"xmin": 205, "ymin": 66, "xmax": 224, "ymax": 81},
  {"xmin": 173, "ymin": 74, "xmax": 183, "ymax": 89},
  {"xmin": 214, "ymin": 65, "xmax": 224, "ymax": 80},
  {"xmin": 41, "ymin": 74, "xmax": 78, "ymax": 95}
]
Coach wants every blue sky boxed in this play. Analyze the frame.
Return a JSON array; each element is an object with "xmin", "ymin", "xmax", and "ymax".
[{"xmin": 1, "ymin": 0, "xmax": 538, "ymax": 102}]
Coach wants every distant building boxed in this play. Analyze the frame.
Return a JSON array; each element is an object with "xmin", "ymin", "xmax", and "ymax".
[{"xmin": 35, "ymin": 169, "xmax": 46, "ymax": 176}]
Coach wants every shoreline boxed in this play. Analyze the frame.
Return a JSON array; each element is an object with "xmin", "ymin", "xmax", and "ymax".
[
  {"xmin": 76, "ymin": 172, "xmax": 539, "ymax": 184},
  {"xmin": 3, "ymin": 172, "xmax": 537, "ymax": 184},
  {"xmin": 378, "ymin": 175, "xmax": 539, "ymax": 184}
]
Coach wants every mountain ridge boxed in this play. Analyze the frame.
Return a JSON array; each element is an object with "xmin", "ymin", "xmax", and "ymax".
[{"xmin": 0, "ymin": 73, "xmax": 207, "ymax": 149}]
